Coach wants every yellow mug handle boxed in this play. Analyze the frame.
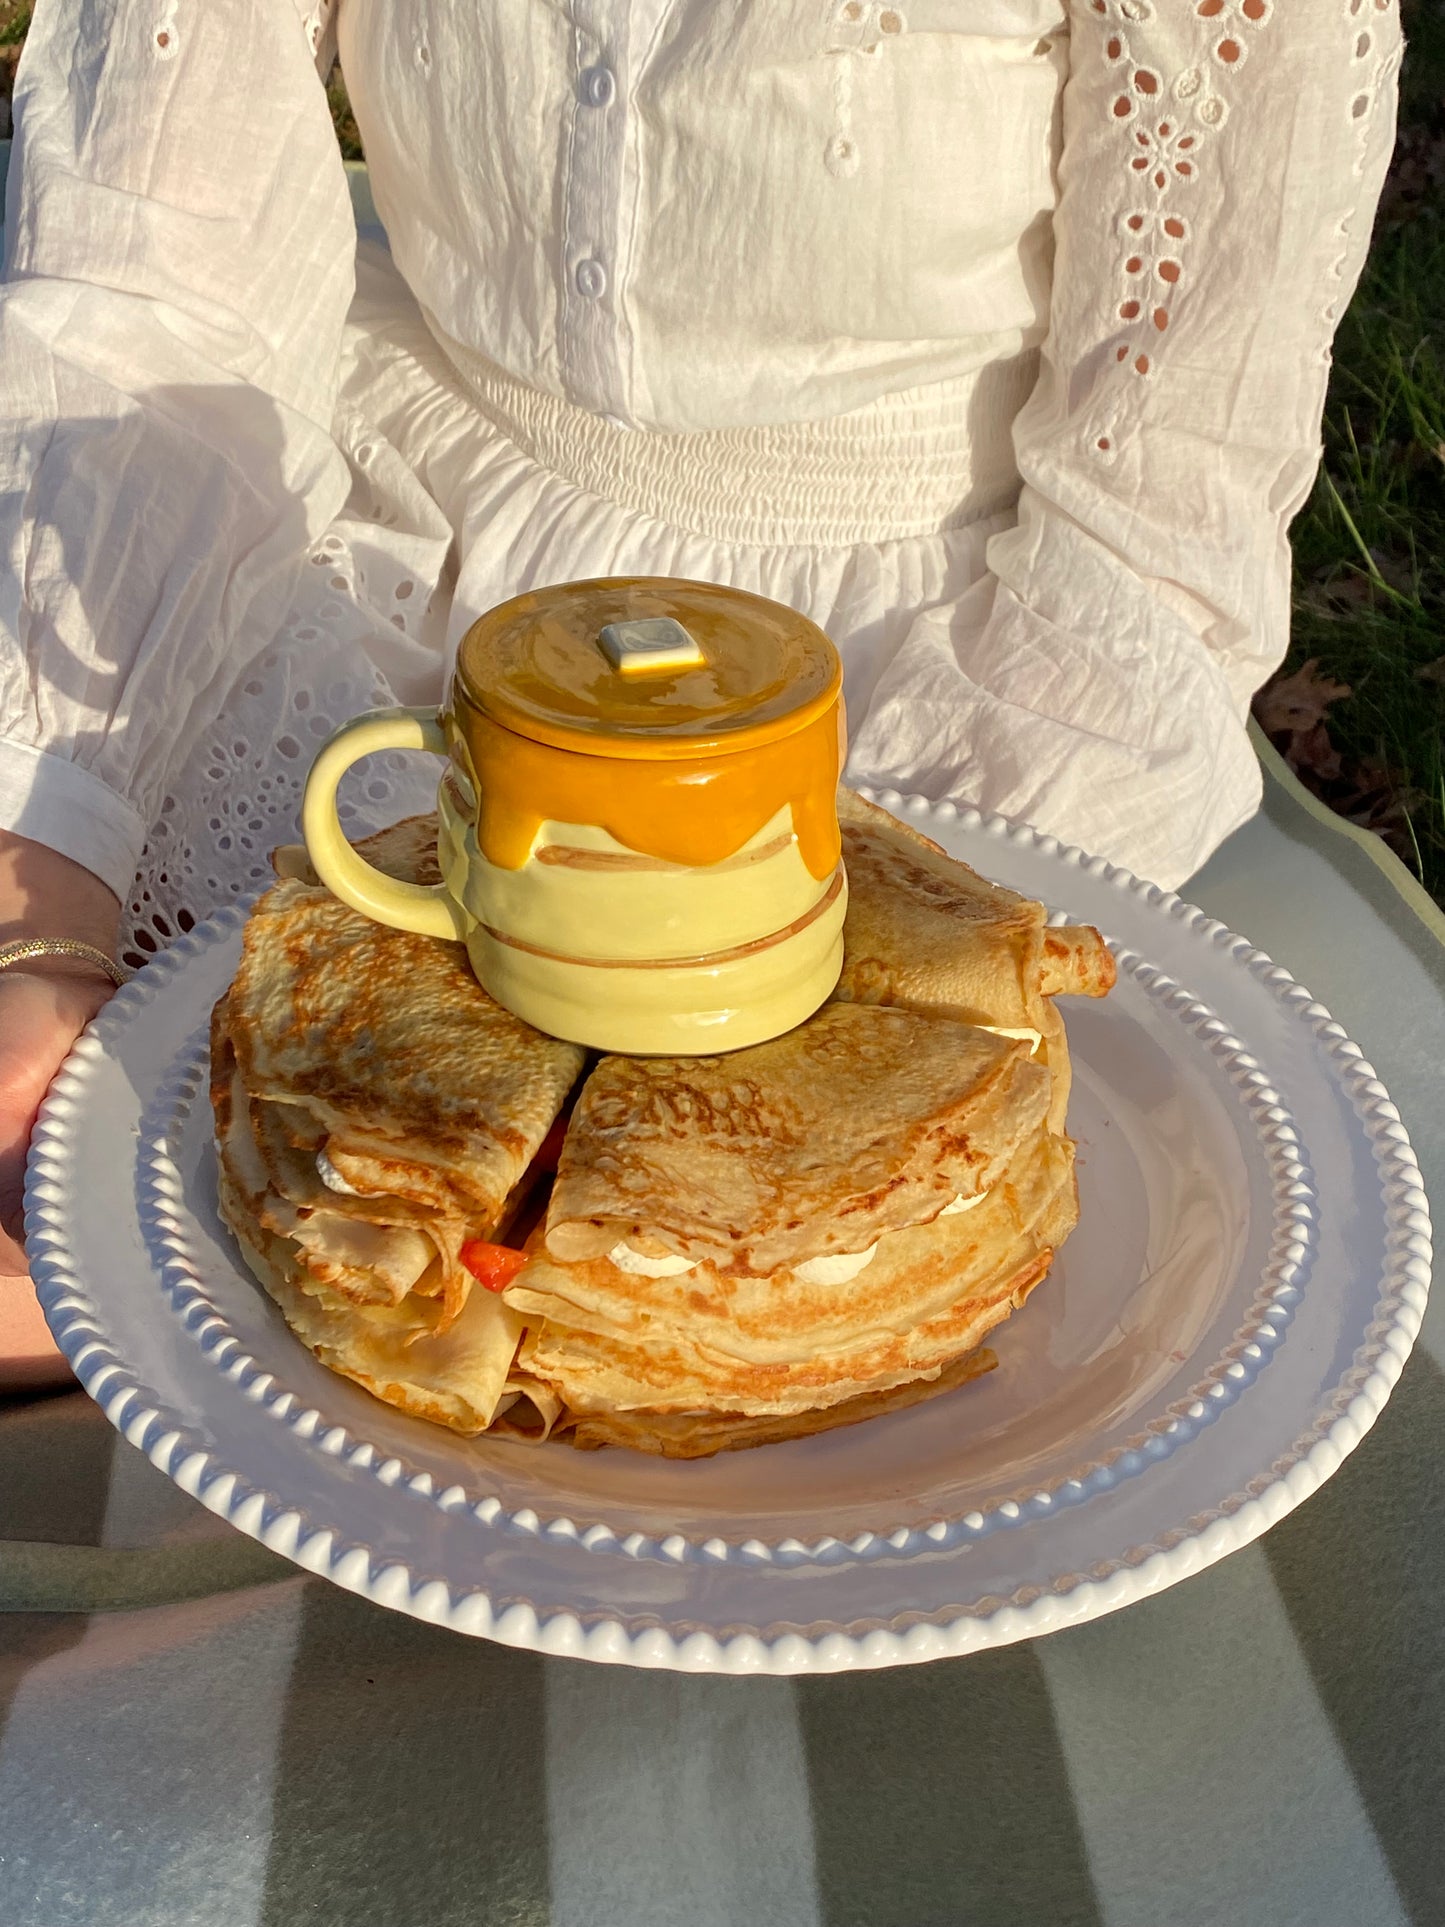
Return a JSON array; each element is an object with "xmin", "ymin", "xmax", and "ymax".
[{"xmin": 300, "ymin": 706, "xmax": 466, "ymax": 941}]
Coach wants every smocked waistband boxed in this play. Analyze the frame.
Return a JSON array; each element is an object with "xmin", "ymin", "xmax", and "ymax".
[{"xmin": 427, "ymin": 324, "xmax": 1034, "ymax": 550}]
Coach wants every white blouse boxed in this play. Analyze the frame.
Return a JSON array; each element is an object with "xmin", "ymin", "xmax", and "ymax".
[{"xmin": 0, "ymin": 0, "xmax": 1401, "ymax": 907}]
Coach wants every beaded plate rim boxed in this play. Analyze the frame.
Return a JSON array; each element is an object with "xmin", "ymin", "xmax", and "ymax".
[
  {"xmin": 26, "ymin": 792, "xmax": 1431, "ymax": 1670},
  {"xmin": 124, "ymin": 926, "xmax": 1319, "ymax": 1571}
]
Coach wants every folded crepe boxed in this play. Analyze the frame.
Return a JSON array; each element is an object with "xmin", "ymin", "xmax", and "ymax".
[
  {"xmin": 836, "ymin": 790, "xmax": 1115, "ymax": 1016},
  {"xmin": 214, "ymin": 822, "xmax": 585, "ymax": 1435},
  {"xmin": 560, "ymin": 1345, "xmax": 1003, "ymax": 1457},
  {"xmin": 215, "ymin": 794, "xmax": 1107, "ymax": 1456},
  {"xmin": 833, "ymin": 789, "xmax": 1115, "ymax": 1134},
  {"xmin": 506, "ymin": 1003, "xmax": 1078, "ymax": 1447}
]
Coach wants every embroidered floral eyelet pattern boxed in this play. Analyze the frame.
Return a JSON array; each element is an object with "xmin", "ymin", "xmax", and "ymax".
[
  {"xmin": 1195, "ymin": 0, "xmax": 1271, "ymax": 71},
  {"xmin": 119, "ymin": 526, "xmax": 443, "ymax": 971},
  {"xmin": 820, "ymin": 2, "xmax": 907, "ymax": 178},
  {"xmin": 299, "ymin": 0, "xmax": 338, "ymax": 76},
  {"xmin": 1093, "ymin": 2, "xmax": 1263, "ymax": 417},
  {"xmin": 1094, "ymin": 0, "xmax": 1394, "ymax": 460},
  {"xmin": 152, "ymin": 0, "xmax": 179, "ymax": 61},
  {"xmin": 1320, "ymin": 0, "xmax": 1401, "ymax": 346},
  {"xmin": 1086, "ymin": 0, "xmax": 1396, "ymax": 459}
]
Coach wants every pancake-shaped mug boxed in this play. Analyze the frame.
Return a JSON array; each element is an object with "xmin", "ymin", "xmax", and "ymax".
[{"xmin": 301, "ymin": 577, "xmax": 849, "ymax": 1053}]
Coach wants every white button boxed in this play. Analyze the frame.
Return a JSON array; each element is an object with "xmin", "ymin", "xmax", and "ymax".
[
  {"xmin": 575, "ymin": 257, "xmax": 607, "ymax": 300},
  {"xmin": 581, "ymin": 64, "xmax": 615, "ymax": 107}
]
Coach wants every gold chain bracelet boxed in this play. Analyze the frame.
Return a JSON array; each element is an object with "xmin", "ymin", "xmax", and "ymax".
[{"xmin": 0, "ymin": 936, "xmax": 132, "ymax": 987}]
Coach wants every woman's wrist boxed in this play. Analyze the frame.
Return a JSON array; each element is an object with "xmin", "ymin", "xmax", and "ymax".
[
  {"xmin": 0, "ymin": 830, "xmax": 122, "ymax": 954},
  {"xmin": 0, "ymin": 943, "xmax": 128, "ymax": 992}
]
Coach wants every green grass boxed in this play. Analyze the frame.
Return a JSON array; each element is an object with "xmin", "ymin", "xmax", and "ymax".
[
  {"xmin": 1283, "ymin": 220, "xmax": 1445, "ymax": 896},
  {"xmin": 328, "ymin": 71, "xmax": 363, "ymax": 163},
  {"xmin": 1267, "ymin": 0, "xmax": 1445, "ymax": 904}
]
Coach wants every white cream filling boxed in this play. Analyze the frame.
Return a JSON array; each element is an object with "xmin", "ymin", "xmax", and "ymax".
[
  {"xmin": 316, "ymin": 1149, "xmax": 363, "ymax": 1197},
  {"xmin": 608, "ymin": 1241, "xmax": 699, "ymax": 1278},
  {"xmin": 980, "ymin": 1025, "xmax": 1043, "ymax": 1055},
  {"xmin": 793, "ymin": 1244, "xmax": 879, "ymax": 1286},
  {"xmin": 794, "ymin": 1186, "xmax": 991, "ymax": 1283},
  {"xmin": 607, "ymin": 1188, "xmax": 993, "ymax": 1289},
  {"xmin": 939, "ymin": 1189, "xmax": 989, "ymax": 1217}
]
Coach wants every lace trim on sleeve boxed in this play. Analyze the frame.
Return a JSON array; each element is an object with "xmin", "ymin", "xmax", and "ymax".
[
  {"xmin": 150, "ymin": 1, "xmax": 334, "ymax": 72},
  {"xmin": 1325, "ymin": 0, "xmax": 1403, "ymax": 340},
  {"xmin": 299, "ymin": 0, "xmax": 339, "ymax": 79},
  {"xmin": 1083, "ymin": 0, "xmax": 1398, "ymax": 464},
  {"xmin": 151, "ymin": 1, "xmax": 179, "ymax": 61}
]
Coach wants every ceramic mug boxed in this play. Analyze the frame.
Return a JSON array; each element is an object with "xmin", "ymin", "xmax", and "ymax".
[{"xmin": 301, "ymin": 578, "xmax": 848, "ymax": 1053}]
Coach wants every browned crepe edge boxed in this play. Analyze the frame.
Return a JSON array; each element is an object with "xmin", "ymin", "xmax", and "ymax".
[
  {"xmin": 218, "ymin": 1167, "xmax": 532, "ymax": 1437},
  {"xmin": 836, "ymin": 786, "xmax": 952, "ymax": 858},
  {"xmin": 271, "ymin": 813, "xmax": 443, "ymax": 889},
  {"xmin": 1040, "ymin": 922, "xmax": 1117, "ymax": 1000},
  {"xmin": 224, "ymin": 864, "xmax": 583, "ymax": 1240},
  {"xmin": 545, "ymin": 1006, "xmax": 1049, "ymax": 1274},
  {"xmin": 561, "ymin": 1341, "xmax": 1002, "ymax": 1457},
  {"xmin": 836, "ymin": 785, "xmax": 1113, "ymax": 1009}
]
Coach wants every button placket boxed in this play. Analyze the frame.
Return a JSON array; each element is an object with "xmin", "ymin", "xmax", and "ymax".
[
  {"xmin": 580, "ymin": 62, "xmax": 616, "ymax": 107},
  {"xmin": 575, "ymin": 257, "xmax": 608, "ymax": 300},
  {"xmin": 559, "ymin": 2, "xmax": 631, "ymax": 419}
]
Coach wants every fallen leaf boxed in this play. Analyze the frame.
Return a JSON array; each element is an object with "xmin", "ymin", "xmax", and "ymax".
[
  {"xmin": 1297, "ymin": 571, "xmax": 1377, "ymax": 616},
  {"xmin": 1297, "ymin": 724, "xmax": 1347, "ymax": 784},
  {"xmin": 1253, "ymin": 658, "xmax": 1353, "ymax": 739}
]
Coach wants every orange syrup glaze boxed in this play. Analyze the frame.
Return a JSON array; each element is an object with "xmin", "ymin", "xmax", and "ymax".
[{"xmin": 450, "ymin": 704, "xmax": 844, "ymax": 882}]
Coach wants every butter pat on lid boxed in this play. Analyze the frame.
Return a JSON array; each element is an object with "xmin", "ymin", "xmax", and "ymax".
[{"xmin": 598, "ymin": 617, "xmax": 706, "ymax": 676}]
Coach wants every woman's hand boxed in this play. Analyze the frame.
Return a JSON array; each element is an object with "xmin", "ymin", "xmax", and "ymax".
[
  {"xmin": 0, "ymin": 968, "xmax": 117, "ymax": 1261},
  {"xmin": 0, "ymin": 832, "xmax": 121, "ymax": 1386}
]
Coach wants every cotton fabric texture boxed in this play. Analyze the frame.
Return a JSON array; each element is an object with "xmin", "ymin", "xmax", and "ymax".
[{"xmin": 0, "ymin": 0, "xmax": 1401, "ymax": 925}]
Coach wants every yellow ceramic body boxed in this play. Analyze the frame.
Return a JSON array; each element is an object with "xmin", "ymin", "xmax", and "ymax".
[{"xmin": 301, "ymin": 578, "xmax": 847, "ymax": 1053}]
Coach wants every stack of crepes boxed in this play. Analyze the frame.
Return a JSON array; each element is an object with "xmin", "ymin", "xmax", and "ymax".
[
  {"xmin": 213, "ymin": 794, "xmax": 1115, "ymax": 1456},
  {"xmin": 213, "ymin": 816, "xmax": 584, "ymax": 1440}
]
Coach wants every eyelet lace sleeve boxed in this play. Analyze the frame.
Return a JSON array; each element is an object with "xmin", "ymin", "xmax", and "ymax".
[
  {"xmin": 0, "ymin": 0, "xmax": 355, "ymax": 896},
  {"xmin": 301, "ymin": 0, "xmax": 339, "ymax": 79},
  {"xmin": 850, "ymin": 0, "xmax": 1402, "ymax": 889}
]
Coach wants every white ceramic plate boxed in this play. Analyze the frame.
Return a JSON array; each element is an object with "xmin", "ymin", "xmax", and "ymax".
[{"xmin": 26, "ymin": 794, "xmax": 1431, "ymax": 1673}]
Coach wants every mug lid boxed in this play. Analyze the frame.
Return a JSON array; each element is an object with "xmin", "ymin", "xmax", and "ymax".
[{"xmin": 454, "ymin": 577, "xmax": 841, "ymax": 760}]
